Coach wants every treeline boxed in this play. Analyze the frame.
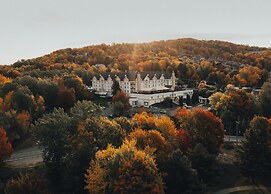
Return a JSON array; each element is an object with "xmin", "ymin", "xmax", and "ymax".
[
  {"xmin": 4, "ymin": 102, "xmax": 225, "ymax": 194},
  {"xmin": 207, "ymin": 82, "xmax": 271, "ymax": 135},
  {"xmin": 0, "ymin": 38, "xmax": 270, "ymax": 155},
  {"xmin": 0, "ymin": 39, "xmax": 270, "ymax": 144},
  {"xmin": 1, "ymin": 38, "xmax": 271, "ymax": 193},
  {"xmin": 1, "ymin": 38, "xmax": 270, "ymax": 89},
  {"xmin": 2, "ymin": 102, "xmax": 271, "ymax": 194},
  {"xmin": 0, "ymin": 74, "xmax": 94, "ymax": 147}
]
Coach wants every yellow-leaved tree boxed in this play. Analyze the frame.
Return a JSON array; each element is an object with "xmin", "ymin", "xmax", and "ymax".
[{"xmin": 85, "ymin": 140, "xmax": 164, "ymax": 194}]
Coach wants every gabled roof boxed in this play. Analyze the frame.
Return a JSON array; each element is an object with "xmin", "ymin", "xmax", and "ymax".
[
  {"xmin": 92, "ymin": 71, "xmax": 172, "ymax": 81},
  {"xmin": 139, "ymin": 71, "xmax": 171, "ymax": 80}
]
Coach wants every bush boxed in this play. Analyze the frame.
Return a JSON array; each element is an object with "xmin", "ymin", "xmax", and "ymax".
[{"xmin": 5, "ymin": 171, "xmax": 50, "ymax": 194}]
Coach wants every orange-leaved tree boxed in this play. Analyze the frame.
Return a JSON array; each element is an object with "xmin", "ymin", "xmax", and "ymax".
[
  {"xmin": 0, "ymin": 74, "xmax": 12, "ymax": 86},
  {"xmin": 0, "ymin": 128, "xmax": 12, "ymax": 162},
  {"xmin": 132, "ymin": 112, "xmax": 177, "ymax": 143},
  {"xmin": 127, "ymin": 128, "xmax": 169, "ymax": 164}
]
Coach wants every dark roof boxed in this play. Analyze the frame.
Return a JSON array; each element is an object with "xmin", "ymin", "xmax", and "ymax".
[
  {"xmin": 139, "ymin": 71, "xmax": 172, "ymax": 79},
  {"xmin": 93, "ymin": 71, "xmax": 172, "ymax": 81}
]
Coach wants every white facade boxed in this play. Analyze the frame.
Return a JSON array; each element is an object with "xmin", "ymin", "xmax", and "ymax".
[
  {"xmin": 92, "ymin": 71, "xmax": 176, "ymax": 96},
  {"xmin": 92, "ymin": 71, "xmax": 193, "ymax": 107},
  {"xmin": 129, "ymin": 90, "xmax": 193, "ymax": 107}
]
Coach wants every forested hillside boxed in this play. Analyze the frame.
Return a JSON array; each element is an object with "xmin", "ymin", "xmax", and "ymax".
[
  {"xmin": 0, "ymin": 38, "xmax": 271, "ymax": 145},
  {"xmin": 1, "ymin": 38, "xmax": 271, "ymax": 194},
  {"xmin": 1, "ymin": 38, "xmax": 271, "ymax": 86}
]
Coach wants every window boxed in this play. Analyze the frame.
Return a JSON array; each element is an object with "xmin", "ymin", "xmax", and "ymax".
[{"xmin": 144, "ymin": 102, "xmax": 149, "ymax": 106}]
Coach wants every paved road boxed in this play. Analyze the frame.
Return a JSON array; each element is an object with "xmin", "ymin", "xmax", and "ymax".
[
  {"xmin": 5, "ymin": 146, "xmax": 43, "ymax": 167},
  {"xmin": 224, "ymin": 135, "xmax": 245, "ymax": 143},
  {"xmin": 3, "ymin": 135, "xmax": 242, "ymax": 168},
  {"xmin": 214, "ymin": 185, "xmax": 271, "ymax": 194}
]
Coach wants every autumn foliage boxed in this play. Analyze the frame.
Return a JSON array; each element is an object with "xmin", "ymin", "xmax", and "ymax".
[
  {"xmin": 1, "ymin": 38, "xmax": 271, "ymax": 193},
  {"xmin": 0, "ymin": 128, "xmax": 12, "ymax": 161},
  {"xmin": 127, "ymin": 128, "xmax": 169, "ymax": 163},
  {"xmin": 85, "ymin": 140, "xmax": 164, "ymax": 194},
  {"xmin": 0, "ymin": 74, "xmax": 12, "ymax": 86},
  {"xmin": 234, "ymin": 66, "xmax": 262, "ymax": 86},
  {"xmin": 174, "ymin": 108, "xmax": 224, "ymax": 153},
  {"xmin": 132, "ymin": 112, "xmax": 177, "ymax": 142},
  {"xmin": 176, "ymin": 129, "xmax": 191, "ymax": 152}
]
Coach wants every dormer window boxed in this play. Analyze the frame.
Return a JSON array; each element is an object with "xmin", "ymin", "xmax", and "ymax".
[{"xmin": 144, "ymin": 74, "xmax": 150, "ymax": 81}]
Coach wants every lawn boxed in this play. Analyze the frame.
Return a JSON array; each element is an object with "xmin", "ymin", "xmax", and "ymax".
[{"xmin": 206, "ymin": 144, "xmax": 254, "ymax": 193}]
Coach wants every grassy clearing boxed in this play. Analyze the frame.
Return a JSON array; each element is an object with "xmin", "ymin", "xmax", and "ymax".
[{"xmin": 206, "ymin": 145, "xmax": 254, "ymax": 193}]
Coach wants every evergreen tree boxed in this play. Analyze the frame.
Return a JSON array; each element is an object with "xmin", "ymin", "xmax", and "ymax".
[
  {"xmin": 112, "ymin": 79, "xmax": 121, "ymax": 96},
  {"xmin": 186, "ymin": 94, "xmax": 191, "ymax": 106},
  {"xmin": 112, "ymin": 91, "xmax": 131, "ymax": 116},
  {"xmin": 259, "ymin": 82, "xmax": 271, "ymax": 117},
  {"xmin": 165, "ymin": 149, "xmax": 205, "ymax": 194},
  {"xmin": 239, "ymin": 116, "xmax": 271, "ymax": 179},
  {"xmin": 179, "ymin": 96, "xmax": 184, "ymax": 106}
]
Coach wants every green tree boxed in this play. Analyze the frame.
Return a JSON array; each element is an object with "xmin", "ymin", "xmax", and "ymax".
[
  {"xmin": 33, "ymin": 102, "xmax": 108, "ymax": 194},
  {"xmin": 112, "ymin": 79, "xmax": 121, "ymax": 96},
  {"xmin": 112, "ymin": 91, "xmax": 131, "ymax": 116},
  {"xmin": 36, "ymin": 79, "xmax": 59, "ymax": 110},
  {"xmin": 239, "ymin": 116, "xmax": 271, "ymax": 179},
  {"xmin": 69, "ymin": 100, "xmax": 102, "ymax": 125},
  {"xmin": 189, "ymin": 144, "xmax": 215, "ymax": 181},
  {"xmin": 186, "ymin": 94, "xmax": 191, "ymax": 106},
  {"xmin": 259, "ymin": 82, "xmax": 271, "ymax": 117},
  {"xmin": 84, "ymin": 117, "xmax": 125, "ymax": 149},
  {"xmin": 61, "ymin": 116, "xmax": 125, "ymax": 194},
  {"xmin": 11, "ymin": 85, "xmax": 34, "ymax": 112},
  {"xmin": 164, "ymin": 149, "xmax": 205, "ymax": 194},
  {"xmin": 179, "ymin": 96, "xmax": 184, "ymax": 106},
  {"xmin": 191, "ymin": 90, "xmax": 199, "ymax": 105},
  {"xmin": 33, "ymin": 108, "xmax": 71, "ymax": 186},
  {"xmin": 162, "ymin": 97, "xmax": 173, "ymax": 107}
]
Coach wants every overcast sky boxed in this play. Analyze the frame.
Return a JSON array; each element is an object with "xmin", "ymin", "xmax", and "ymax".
[{"xmin": 1, "ymin": 0, "xmax": 271, "ymax": 64}]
